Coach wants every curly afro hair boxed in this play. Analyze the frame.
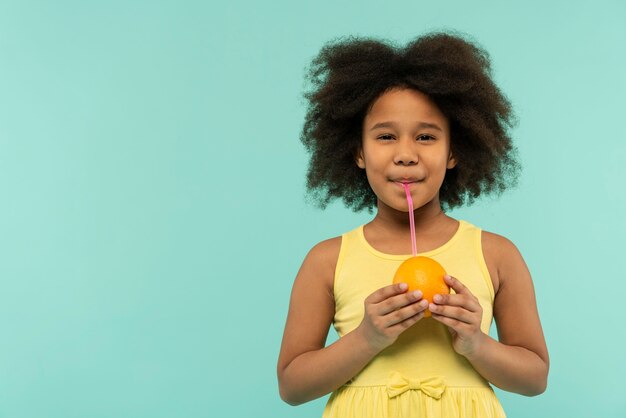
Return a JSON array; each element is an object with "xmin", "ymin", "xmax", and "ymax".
[{"xmin": 300, "ymin": 32, "xmax": 521, "ymax": 213}]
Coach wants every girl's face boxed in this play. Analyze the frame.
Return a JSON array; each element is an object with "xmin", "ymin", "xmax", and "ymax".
[{"xmin": 357, "ymin": 87, "xmax": 457, "ymax": 214}]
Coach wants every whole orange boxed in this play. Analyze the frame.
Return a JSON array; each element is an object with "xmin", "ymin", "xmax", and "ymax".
[{"xmin": 392, "ymin": 256, "xmax": 449, "ymax": 317}]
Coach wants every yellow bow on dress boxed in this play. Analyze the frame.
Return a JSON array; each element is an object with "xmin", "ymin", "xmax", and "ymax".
[{"xmin": 386, "ymin": 371, "xmax": 446, "ymax": 400}]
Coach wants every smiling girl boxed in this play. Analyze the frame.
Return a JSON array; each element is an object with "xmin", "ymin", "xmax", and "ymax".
[{"xmin": 277, "ymin": 33, "xmax": 548, "ymax": 418}]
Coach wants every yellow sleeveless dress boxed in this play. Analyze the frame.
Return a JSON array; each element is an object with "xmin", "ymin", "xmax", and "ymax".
[{"xmin": 322, "ymin": 220, "xmax": 506, "ymax": 418}]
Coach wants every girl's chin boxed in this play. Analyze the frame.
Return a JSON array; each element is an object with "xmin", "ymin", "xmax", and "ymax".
[
  {"xmin": 377, "ymin": 196, "xmax": 439, "ymax": 214},
  {"xmin": 377, "ymin": 199, "xmax": 414, "ymax": 213}
]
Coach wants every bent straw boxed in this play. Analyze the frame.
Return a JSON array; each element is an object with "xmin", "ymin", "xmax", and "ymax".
[{"xmin": 402, "ymin": 183, "xmax": 417, "ymax": 257}]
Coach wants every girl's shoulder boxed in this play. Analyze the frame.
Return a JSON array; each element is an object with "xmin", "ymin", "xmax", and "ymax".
[
  {"xmin": 481, "ymin": 229, "xmax": 520, "ymax": 261},
  {"xmin": 480, "ymin": 229, "xmax": 527, "ymax": 296},
  {"xmin": 300, "ymin": 235, "xmax": 343, "ymax": 291},
  {"xmin": 309, "ymin": 235, "xmax": 343, "ymax": 268}
]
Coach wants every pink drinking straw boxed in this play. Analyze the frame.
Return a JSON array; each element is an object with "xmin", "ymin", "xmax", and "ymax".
[{"xmin": 402, "ymin": 183, "xmax": 418, "ymax": 257}]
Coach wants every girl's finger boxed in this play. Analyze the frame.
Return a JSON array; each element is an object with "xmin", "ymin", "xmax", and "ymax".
[
  {"xmin": 377, "ymin": 290, "xmax": 423, "ymax": 316},
  {"xmin": 366, "ymin": 283, "xmax": 409, "ymax": 304},
  {"xmin": 430, "ymin": 312, "xmax": 465, "ymax": 330},
  {"xmin": 384, "ymin": 299, "xmax": 429, "ymax": 327},
  {"xmin": 388, "ymin": 313, "xmax": 425, "ymax": 334},
  {"xmin": 444, "ymin": 275, "xmax": 470, "ymax": 295},
  {"xmin": 429, "ymin": 303, "xmax": 476, "ymax": 325},
  {"xmin": 432, "ymin": 293, "xmax": 481, "ymax": 313}
]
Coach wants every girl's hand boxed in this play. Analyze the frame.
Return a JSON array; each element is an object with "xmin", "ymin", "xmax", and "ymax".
[
  {"xmin": 429, "ymin": 275, "xmax": 486, "ymax": 358},
  {"xmin": 356, "ymin": 283, "xmax": 429, "ymax": 353}
]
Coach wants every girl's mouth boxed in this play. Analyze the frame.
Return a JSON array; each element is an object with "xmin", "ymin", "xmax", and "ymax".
[{"xmin": 393, "ymin": 180, "xmax": 421, "ymax": 189}]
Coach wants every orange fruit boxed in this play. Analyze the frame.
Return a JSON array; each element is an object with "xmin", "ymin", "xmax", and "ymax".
[{"xmin": 392, "ymin": 256, "xmax": 449, "ymax": 317}]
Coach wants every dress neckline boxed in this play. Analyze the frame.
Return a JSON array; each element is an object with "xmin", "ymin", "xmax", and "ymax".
[{"xmin": 357, "ymin": 220, "xmax": 467, "ymax": 260}]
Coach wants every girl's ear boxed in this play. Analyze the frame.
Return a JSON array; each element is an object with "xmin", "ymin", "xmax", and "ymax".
[
  {"xmin": 446, "ymin": 152, "xmax": 457, "ymax": 169},
  {"xmin": 355, "ymin": 148, "xmax": 366, "ymax": 169}
]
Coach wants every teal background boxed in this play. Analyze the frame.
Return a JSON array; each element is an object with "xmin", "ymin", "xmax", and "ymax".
[{"xmin": 0, "ymin": 0, "xmax": 624, "ymax": 417}]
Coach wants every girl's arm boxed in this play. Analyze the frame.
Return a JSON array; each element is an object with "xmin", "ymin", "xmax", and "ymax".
[
  {"xmin": 277, "ymin": 238, "xmax": 428, "ymax": 405},
  {"xmin": 430, "ymin": 232, "xmax": 549, "ymax": 396}
]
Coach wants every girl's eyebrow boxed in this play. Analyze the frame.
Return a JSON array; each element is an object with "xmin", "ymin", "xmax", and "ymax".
[{"xmin": 369, "ymin": 121, "xmax": 443, "ymax": 132}]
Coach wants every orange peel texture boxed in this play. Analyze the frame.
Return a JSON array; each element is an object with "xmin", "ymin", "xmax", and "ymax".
[{"xmin": 392, "ymin": 256, "xmax": 450, "ymax": 317}]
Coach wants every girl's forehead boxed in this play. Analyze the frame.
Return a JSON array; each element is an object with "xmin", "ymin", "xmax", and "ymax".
[{"xmin": 364, "ymin": 88, "xmax": 448, "ymax": 127}]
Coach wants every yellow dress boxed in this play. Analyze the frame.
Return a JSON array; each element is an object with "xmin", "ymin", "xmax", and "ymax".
[{"xmin": 322, "ymin": 220, "xmax": 506, "ymax": 418}]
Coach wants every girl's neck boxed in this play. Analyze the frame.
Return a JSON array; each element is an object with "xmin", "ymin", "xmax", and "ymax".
[
  {"xmin": 364, "ymin": 197, "xmax": 458, "ymax": 255},
  {"xmin": 370, "ymin": 196, "xmax": 449, "ymax": 234}
]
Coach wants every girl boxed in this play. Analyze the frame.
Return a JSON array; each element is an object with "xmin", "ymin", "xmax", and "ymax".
[{"xmin": 277, "ymin": 32, "xmax": 549, "ymax": 418}]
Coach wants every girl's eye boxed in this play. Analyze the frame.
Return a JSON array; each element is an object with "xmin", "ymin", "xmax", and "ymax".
[{"xmin": 376, "ymin": 134, "xmax": 434, "ymax": 141}]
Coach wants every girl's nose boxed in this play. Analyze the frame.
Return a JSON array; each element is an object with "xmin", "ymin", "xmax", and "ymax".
[{"xmin": 393, "ymin": 141, "xmax": 419, "ymax": 166}]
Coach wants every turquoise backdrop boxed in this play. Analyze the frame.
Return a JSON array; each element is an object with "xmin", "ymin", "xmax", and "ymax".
[{"xmin": 1, "ymin": 0, "xmax": 625, "ymax": 417}]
